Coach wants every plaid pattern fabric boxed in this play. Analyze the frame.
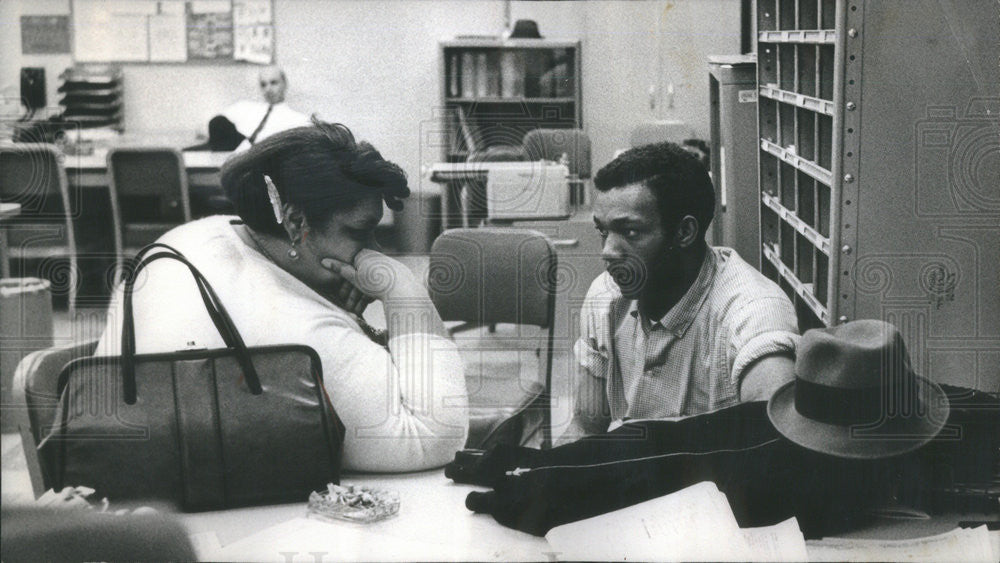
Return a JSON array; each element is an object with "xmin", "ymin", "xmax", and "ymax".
[{"xmin": 575, "ymin": 247, "xmax": 799, "ymax": 422}]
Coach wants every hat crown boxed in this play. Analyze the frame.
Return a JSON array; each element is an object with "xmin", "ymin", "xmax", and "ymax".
[{"xmin": 795, "ymin": 319, "xmax": 912, "ymax": 389}]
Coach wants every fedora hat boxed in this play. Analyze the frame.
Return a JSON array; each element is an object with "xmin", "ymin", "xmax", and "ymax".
[{"xmin": 768, "ymin": 320, "xmax": 949, "ymax": 459}]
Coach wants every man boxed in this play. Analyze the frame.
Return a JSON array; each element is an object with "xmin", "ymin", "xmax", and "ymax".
[
  {"xmin": 221, "ymin": 65, "xmax": 311, "ymax": 151},
  {"xmin": 565, "ymin": 142, "xmax": 799, "ymax": 440},
  {"xmin": 191, "ymin": 66, "xmax": 310, "ymax": 153}
]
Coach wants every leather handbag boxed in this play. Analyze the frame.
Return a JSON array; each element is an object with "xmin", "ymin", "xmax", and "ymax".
[{"xmin": 38, "ymin": 244, "xmax": 345, "ymax": 511}]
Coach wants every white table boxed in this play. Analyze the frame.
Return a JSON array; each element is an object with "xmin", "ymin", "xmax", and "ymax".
[{"xmin": 180, "ymin": 470, "xmax": 551, "ymax": 562}]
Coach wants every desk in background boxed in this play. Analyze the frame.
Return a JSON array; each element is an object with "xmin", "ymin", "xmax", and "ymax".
[
  {"xmin": 63, "ymin": 149, "xmax": 232, "ymax": 190},
  {"xmin": 426, "ymin": 161, "xmax": 585, "ymax": 230}
]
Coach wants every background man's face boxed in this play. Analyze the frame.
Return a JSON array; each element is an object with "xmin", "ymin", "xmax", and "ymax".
[
  {"xmin": 592, "ymin": 183, "xmax": 675, "ymax": 300},
  {"xmin": 259, "ymin": 68, "xmax": 287, "ymax": 104}
]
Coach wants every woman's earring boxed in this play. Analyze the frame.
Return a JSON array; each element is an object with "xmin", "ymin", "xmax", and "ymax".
[{"xmin": 288, "ymin": 242, "xmax": 300, "ymax": 260}]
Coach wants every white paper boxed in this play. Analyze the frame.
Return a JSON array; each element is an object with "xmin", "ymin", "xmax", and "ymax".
[
  {"xmin": 109, "ymin": 13, "xmax": 149, "ymax": 61},
  {"xmin": 187, "ymin": 531, "xmax": 222, "ymax": 560},
  {"xmin": 159, "ymin": 0, "xmax": 186, "ymax": 15},
  {"xmin": 740, "ymin": 518, "xmax": 809, "ymax": 562},
  {"xmin": 989, "ymin": 530, "xmax": 999, "ymax": 561},
  {"xmin": 234, "ymin": 24, "xmax": 273, "ymax": 64},
  {"xmin": 149, "ymin": 12, "xmax": 186, "ymax": 62},
  {"xmin": 191, "ymin": 0, "xmax": 232, "ymax": 14},
  {"xmin": 234, "ymin": 0, "xmax": 272, "ymax": 25},
  {"xmin": 806, "ymin": 526, "xmax": 995, "ymax": 562},
  {"xmin": 545, "ymin": 481, "xmax": 750, "ymax": 561}
]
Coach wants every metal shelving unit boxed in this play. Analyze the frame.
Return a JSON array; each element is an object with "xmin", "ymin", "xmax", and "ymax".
[
  {"xmin": 756, "ymin": 0, "xmax": 841, "ymax": 332},
  {"xmin": 756, "ymin": 0, "xmax": 999, "ymax": 392}
]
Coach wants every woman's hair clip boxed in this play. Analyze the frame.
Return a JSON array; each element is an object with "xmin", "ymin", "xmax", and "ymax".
[{"xmin": 263, "ymin": 174, "xmax": 283, "ymax": 224}]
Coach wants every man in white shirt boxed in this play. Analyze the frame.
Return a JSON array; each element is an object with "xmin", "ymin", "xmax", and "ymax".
[{"xmin": 222, "ymin": 66, "xmax": 311, "ymax": 151}]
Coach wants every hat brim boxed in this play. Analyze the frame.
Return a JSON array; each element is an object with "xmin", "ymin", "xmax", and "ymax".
[{"xmin": 767, "ymin": 376, "xmax": 950, "ymax": 460}]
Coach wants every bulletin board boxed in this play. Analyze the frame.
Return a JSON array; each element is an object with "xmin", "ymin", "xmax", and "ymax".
[{"xmin": 71, "ymin": 0, "xmax": 274, "ymax": 64}]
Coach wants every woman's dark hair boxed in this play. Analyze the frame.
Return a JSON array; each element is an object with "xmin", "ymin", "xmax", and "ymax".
[
  {"xmin": 221, "ymin": 117, "xmax": 409, "ymax": 236},
  {"xmin": 594, "ymin": 141, "xmax": 715, "ymax": 240}
]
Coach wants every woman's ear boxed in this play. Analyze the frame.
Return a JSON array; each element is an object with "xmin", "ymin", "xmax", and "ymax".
[
  {"xmin": 674, "ymin": 215, "xmax": 700, "ymax": 249},
  {"xmin": 281, "ymin": 203, "xmax": 309, "ymax": 244}
]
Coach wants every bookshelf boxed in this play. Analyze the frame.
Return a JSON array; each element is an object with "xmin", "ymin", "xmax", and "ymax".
[
  {"xmin": 440, "ymin": 39, "xmax": 582, "ymax": 161},
  {"xmin": 755, "ymin": 0, "xmax": 999, "ymax": 391}
]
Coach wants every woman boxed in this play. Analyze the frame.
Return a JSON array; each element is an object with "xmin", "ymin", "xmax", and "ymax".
[{"xmin": 96, "ymin": 119, "xmax": 468, "ymax": 472}]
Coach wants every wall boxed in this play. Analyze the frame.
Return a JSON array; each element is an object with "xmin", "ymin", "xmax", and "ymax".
[{"xmin": 1, "ymin": 0, "xmax": 741, "ymax": 190}]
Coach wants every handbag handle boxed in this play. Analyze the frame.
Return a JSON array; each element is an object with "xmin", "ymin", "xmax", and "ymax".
[{"xmin": 120, "ymin": 243, "xmax": 263, "ymax": 404}]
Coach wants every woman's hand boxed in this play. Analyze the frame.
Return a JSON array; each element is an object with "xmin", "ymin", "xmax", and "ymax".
[
  {"xmin": 325, "ymin": 276, "xmax": 374, "ymax": 317},
  {"xmin": 320, "ymin": 249, "xmax": 422, "ymax": 302}
]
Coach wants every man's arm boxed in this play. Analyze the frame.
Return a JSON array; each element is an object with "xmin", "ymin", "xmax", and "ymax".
[
  {"xmin": 738, "ymin": 353, "xmax": 795, "ymax": 402},
  {"xmin": 558, "ymin": 369, "xmax": 611, "ymax": 445}
]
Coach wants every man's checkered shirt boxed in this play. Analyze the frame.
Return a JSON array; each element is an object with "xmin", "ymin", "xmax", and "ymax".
[{"xmin": 574, "ymin": 247, "xmax": 799, "ymax": 423}]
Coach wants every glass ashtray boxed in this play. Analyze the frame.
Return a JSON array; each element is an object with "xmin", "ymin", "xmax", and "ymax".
[{"xmin": 307, "ymin": 483, "xmax": 400, "ymax": 524}]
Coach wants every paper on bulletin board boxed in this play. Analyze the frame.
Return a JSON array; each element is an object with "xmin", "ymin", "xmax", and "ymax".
[
  {"xmin": 149, "ymin": 12, "xmax": 187, "ymax": 62},
  {"xmin": 234, "ymin": 0, "xmax": 272, "ymax": 25},
  {"xmin": 191, "ymin": 0, "xmax": 232, "ymax": 14},
  {"xmin": 234, "ymin": 25, "xmax": 273, "ymax": 64},
  {"xmin": 187, "ymin": 9, "xmax": 235, "ymax": 60},
  {"xmin": 20, "ymin": 15, "xmax": 71, "ymax": 54},
  {"xmin": 72, "ymin": 0, "xmax": 155, "ymax": 61},
  {"xmin": 109, "ymin": 13, "xmax": 149, "ymax": 61}
]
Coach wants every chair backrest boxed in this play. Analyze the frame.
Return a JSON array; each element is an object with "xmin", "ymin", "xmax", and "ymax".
[
  {"xmin": 522, "ymin": 128, "xmax": 592, "ymax": 179},
  {"xmin": 429, "ymin": 228, "xmax": 557, "ymax": 448},
  {"xmin": 429, "ymin": 228, "xmax": 556, "ymax": 328},
  {"xmin": 12, "ymin": 338, "xmax": 100, "ymax": 497},
  {"xmin": 0, "ymin": 143, "xmax": 76, "ymax": 252},
  {"xmin": 106, "ymin": 147, "xmax": 191, "ymax": 252}
]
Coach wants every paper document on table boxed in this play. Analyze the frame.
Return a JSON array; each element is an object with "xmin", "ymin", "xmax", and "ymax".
[
  {"xmin": 740, "ymin": 517, "xmax": 808, "ymax": 562},
  {"xmin": 187, "ymin": 531, "xmax": 222, "ymax": 560},
  {"xmin": 213, "ymin": 517, "xmax": 456, "ymax": 562},
  {"xmin": 544, "ymin": 481, "xmax": 751, "ymax": 561},
  {"xmin": 806, "ymin": 525, "xmax": 996, "ymax": 562}
]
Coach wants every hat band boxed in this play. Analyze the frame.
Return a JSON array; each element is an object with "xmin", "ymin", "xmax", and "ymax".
[{"xmin": 794, "ymin": 378, "xmax": 885, "ymax": 425}]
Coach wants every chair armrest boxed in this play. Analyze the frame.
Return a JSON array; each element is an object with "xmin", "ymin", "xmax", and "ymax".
[{"xmin": 12, "ymin": 338, "xmax": 99, "ymax": 498}]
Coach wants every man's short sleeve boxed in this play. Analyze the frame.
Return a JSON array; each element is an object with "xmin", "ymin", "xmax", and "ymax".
[
  {"xmin": 726, "ymin": 296, "xmax": 799, "ymax": 386},
  {"xmin": 574, "ymin": 274, "xmax": 616, "ymax": 380}
]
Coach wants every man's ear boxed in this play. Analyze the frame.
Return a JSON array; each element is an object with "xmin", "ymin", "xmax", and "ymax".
[
  {"xmin": 674, "ymin": 215, "xmax": 700, "ymax": 249},
  {"xmin": 281, "ymin": 204, "xmax": 309, "ymax": 244}
]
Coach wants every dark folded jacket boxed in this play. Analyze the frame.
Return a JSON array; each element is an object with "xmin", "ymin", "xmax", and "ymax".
[{"xmin": 449, "ymin": 387, "xmax": 998, "ymax": 537}]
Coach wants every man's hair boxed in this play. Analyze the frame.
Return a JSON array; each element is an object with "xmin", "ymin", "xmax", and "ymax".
[
  {"xmin": 221, "ymin": 117, "xmax": 409, "ymax": 236},
  {"xmin": 594, "ymin": 141, "xmax": 715, "ymax": 239}
]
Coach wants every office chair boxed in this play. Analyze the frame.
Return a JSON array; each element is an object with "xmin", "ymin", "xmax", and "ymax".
[
  {"xmin": 12, "ymin": 338, "xmax": 100, "ymax": 497},
  {"xmin": 428, "ymin": 228, "xmax": 557, "ymax": 449},
  {"xmin": 521, "ymin": 128, "xmax": 592, "ymax": 180},
  {"xmin": 0, "ymin": 143, "xmax": 79, "ymax": 315},
  {"xmin": 522, "ymin": 128, "xmax": 591, "ymax": 206},
  {"xmin": 106, "ymin": 147, "xmax": 191, "ymax": 282}
]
